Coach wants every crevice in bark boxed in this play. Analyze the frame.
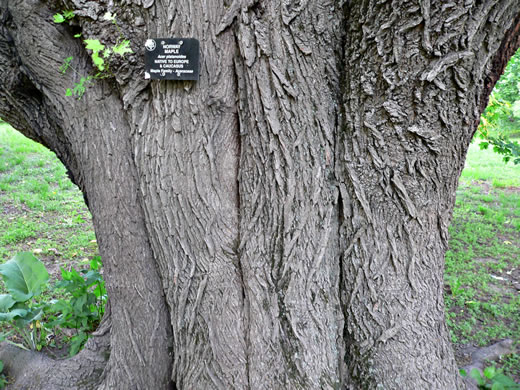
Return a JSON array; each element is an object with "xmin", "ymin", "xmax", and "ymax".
[
  {"xmin": 336, "ymin": 1, "xmax": 350, "ymax": 387},
  {"xmin": 234, "ymin": 245, "xmax": 251, "ymax": 390},
  {"xmin": 336, "ymin": 4, "xmax": 350, "ymax": 217},
  {"xmin": 233, "ymin": 55, "xmax": 251, "ymax": 389},
  {"xmin": 122, "ymin": 105, "xmax": 176, "ymax": 389}
]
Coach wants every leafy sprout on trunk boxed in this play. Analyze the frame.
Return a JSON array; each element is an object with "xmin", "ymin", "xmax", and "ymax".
[{"xmin": 53, "ymin": 10, "xmax": 133, "ymax": 99}]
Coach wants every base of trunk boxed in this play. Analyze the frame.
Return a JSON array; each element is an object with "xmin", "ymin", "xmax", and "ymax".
[{"xmin": 0, "ymin": 322, "xmax": 110, "ymax": 389}]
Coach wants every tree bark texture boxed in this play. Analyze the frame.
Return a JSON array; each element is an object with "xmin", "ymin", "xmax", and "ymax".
[
  {"xmin": 1, "ymin": 0, "xmax": 520, "ymax": 389},
  {"xmin": 338, "ymin": 1, "xmax": 520, "ymax": 388}
]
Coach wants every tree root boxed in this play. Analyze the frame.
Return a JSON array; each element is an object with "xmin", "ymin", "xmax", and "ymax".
[
  {"xmin": 0, "ymin": 321, "xmax": 110, "ymax": 389},
  {"xmin": 460, "ymin": 339, "xmax": 515, "ymax": 390}
]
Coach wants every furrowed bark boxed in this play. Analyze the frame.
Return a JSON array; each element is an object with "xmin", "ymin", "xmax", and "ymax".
[
  {"xmin": 0, "ymin": 2, "xmax": 171, "ymax": 389},
  {"xmin": 234, "ymin": 1, "xmax": 344, "ymax": 388},
  {"xmin": 338, "ymin": 1, "xmax": 520, "ymax": 388},
  {"xmin": 123, "ymin": 1, "xmax": 249, "ymax": 388},
  {"xmin": 1, "ymin": 0, "xmax": 520, "ymax": 389}
]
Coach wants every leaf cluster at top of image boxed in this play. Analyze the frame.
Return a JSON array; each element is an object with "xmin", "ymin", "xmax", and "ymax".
[{"xmin": 53, "ymin": 10, "xmax": 133, "ymax": 99}]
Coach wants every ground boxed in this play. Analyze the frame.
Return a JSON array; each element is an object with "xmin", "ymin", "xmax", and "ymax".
[
  {"xmin": 0, "ymin": 122, "xmax": 519, "ymax": 384},
  {"xmin": 0, "ymin": 123, "xmax": 98, "ymax": 359},
  {"xmin": 447, "ymin": 142, "xmax": 520, "ymax": 382}
]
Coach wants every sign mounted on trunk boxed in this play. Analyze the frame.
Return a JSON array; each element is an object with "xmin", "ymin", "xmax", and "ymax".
[{"xmin": 144, "ymin": 38, "xmax": 199, "ymax": 81}]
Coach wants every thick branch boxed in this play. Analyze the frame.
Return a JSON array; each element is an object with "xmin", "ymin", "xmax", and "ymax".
[{"xmin": 0, "ymin": 2, "xmax": 173, "ymax": 389}]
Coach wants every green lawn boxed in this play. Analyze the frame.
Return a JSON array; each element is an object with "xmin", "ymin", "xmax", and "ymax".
[
  {"xmin": 0, "ymin": 122, "xmax": 97, "ymax": 269},
  {"xmin": 461, "ymin": 140, "xmax": 520, "ymax": 187},
  {"xmin": 447, "ymin": 140, "xmax": 520, "ymax": 381}
]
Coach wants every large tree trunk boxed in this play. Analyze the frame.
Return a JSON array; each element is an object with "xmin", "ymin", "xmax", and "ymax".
[{"xmin": 1, "ymin": 0, "xmax": 519, "ymax": 389}]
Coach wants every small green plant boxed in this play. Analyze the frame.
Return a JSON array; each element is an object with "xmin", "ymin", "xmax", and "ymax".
[
  {"xmin": 461, "ymin": 366, "xmax": 520, "ymax": 389},
  {"xmin": 0, "ymin": 360, "xmax": 7, "ymax": 389},
  {"xmin": 48, "ymin": 256, "xmax": 106, "ymax": 356},
  {"xmin": 0, "ymin": 252, "xmax": 49, "ymax": 351},
  {"xmin": 449, "ymin": 277, "xmax": 465, "ymax": 296},
  {"xmin": 54, "ymin": 11, "xmax": 133, "ymax": 99},
  {"xmin": 81, "ymin": 12, "xmax": 133, "ymax": 76},
  {"xmin": 0, "ymin": 248, "xmax": 106, "ymax": 356},
  {"xmin": 479, "ymin": 135, "xmax": 520, "ymax": 165},
  {"xmin": 53, "ymin": 10, "xmax": 75, "ymax": 24},
  {"xmin": 65, "ymin": 76, "xmax": 92, "ymax": 99}
]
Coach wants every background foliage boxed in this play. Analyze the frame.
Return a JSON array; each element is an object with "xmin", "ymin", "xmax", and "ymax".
[{"xmin": 478, "ymin": 49, "xmax": 520, "ymax": 164}]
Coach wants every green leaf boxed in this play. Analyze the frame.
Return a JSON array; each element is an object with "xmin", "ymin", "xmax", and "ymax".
[
  {"xmin": 492, "ymin": 373, "xmax": 520, "ymax": 387},
  {"xmin": 72, "ymin": 77, "xmax": 91, "ymax": 98},
  {"xmin": 113, "ymin": 40, "xmax": 133, "ymax": 57},
  {"xmin": 84, "ymin": 270, "xmax": 102, "ymax": 286},
  {"xmin": 103, "ymin": 47, "xmax": 112, "ymax": 59},
  {"xmin": 0, "ymin": 295, "xmax": 15, "ymax": 312},
  {"xmin": 63, "ymin": 10, "xmax": 75, "ymax": 20},
  {"xmin": 84, "ymin": 39, "xmax": 105, "ymax": 53},
  {"xmin": 69, "ymin": 331, "xmax": 88, "ymax": 356},
  {"xmin": 459, "ymin": 369, "xmax": 467, "ymax": 377},
  {"xmin": 73, "ymin": 294, "xmax": 87, "ymax": 313},
  {"xmin": 14, "ymin": 307, "xmax": 43, "ymax": 327},
  {"xmin": 90, "ymin": 256, "xmax": 102, "ymax": 271},
  {"xmin": 470, "ymin": 368, "xmax": 486, "ymax": 386},
  {"xmin": 74, "ymin": 33, "xmax": 82, "ymax": 38},
  {"xmin": 0, "ymin": 253, "xmax": 49, "ymax": 302},
  {"xmin": 59, "ymin": 56, "xmax": 73, "ymax": 74},
  {"xmin": 91, "ymin": 52, "xmax": 105, "ymax": 71},
  {"xmin": 65, "ymin": 88, "xmax": 73, "ymax": 97},
  {"xmin": 53, "ymin": 13, "xmax": 65, "ymax": 23},
  {"xmin": 60, "ymin": 266, "xmax": 84, "ymax": 285},
  {"xmin": 491, "ymin": 383, "xmax": 505, "ymax": 390},
  {"xmin": 0, "ymin": 308, "xmax": 28, "ymax": 321},
  {"xmin": 52, "ymin": 300, "xmax": 72, "ymax": 313},
  {"xmin": 484, "ymin": 366, "xmax": 496, "ymax": 379},
  {"xmin": 93, "ymin": 283, "xmax": 106, "ymax": 299}
]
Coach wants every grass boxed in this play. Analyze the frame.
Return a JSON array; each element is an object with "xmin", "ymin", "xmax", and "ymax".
[
  {"xmin": 0, "ymin": 123, "xmax": 519, "ymax": 381},
  {"xmin": 0, "ymin": 122, "xmax": 97, "ymax": 264},
  {"xmin": 447, "ymin": 139, "xmax": 520, "ymax": 382},
  {"xmin": 0, "ymin": 122, "xmax": 98, "ymax": 355},
  {"xmin": 461, "ymin": 140, "xmax": 520, "ymax": 187}
]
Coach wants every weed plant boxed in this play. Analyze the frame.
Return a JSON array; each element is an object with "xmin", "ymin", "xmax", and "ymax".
[{"xmin": 0, "ymin": 124, "xmax": 100, "ymax": 355}]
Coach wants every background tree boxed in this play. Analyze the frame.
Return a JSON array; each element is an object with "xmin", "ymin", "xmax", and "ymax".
[
  {"xmin": 478, "ymin": 48, "xmax": 520, "ymax": 164},
  {"xmin": 0, "ymin": 1, "xmax": 519, "ymax": 389}
]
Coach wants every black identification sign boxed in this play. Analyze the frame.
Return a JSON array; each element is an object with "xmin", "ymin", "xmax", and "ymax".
[{"xmin": 144, "ymin": 38, "xmax": 199, "ymax": 81}]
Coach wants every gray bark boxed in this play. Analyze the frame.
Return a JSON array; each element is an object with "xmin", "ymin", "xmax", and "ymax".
[
  {"xmin": 339, "ymin": 2, "xmax": 520, "ymax": 388},
  {"xmin": 0, "ymin": 2, "xmax": 172, "ymax": 389},
  {"xmin": 0, "ymin": 0, "xmax": 519, "ymax": 389}
]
